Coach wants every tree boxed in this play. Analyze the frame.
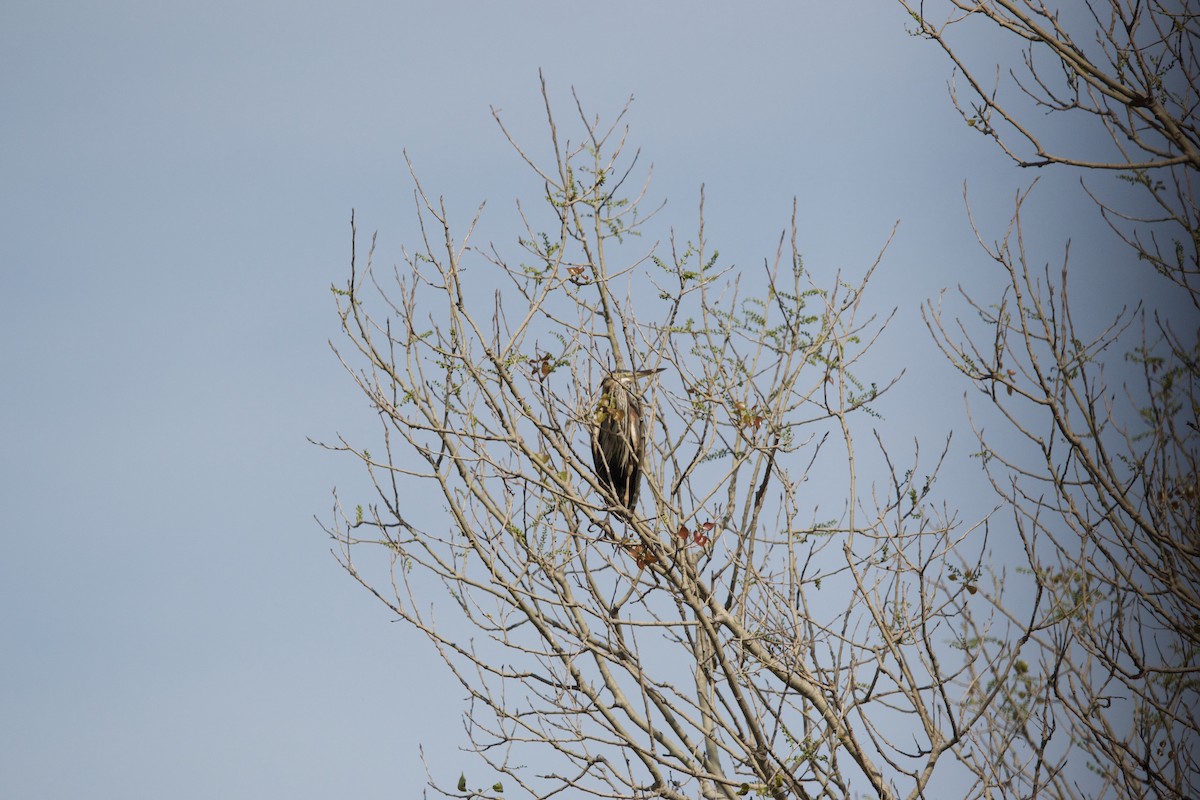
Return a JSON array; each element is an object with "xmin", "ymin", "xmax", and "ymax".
[
  {"xmin": 321, "ymin": 1, "xmax": 1198, "ymax": 795},
  {"xmin": 901, "ymin": 1, "xmax": 1198, "ymax": 796},
  {"xmin": 320, "ymin": 75, "xmax": 1004, "ymax": 799}
]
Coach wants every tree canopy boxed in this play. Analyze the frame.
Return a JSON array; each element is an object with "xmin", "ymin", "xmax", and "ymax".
[{"xmin": 320, "ymin": 4, "xmax": 1198, "ymax": 798}]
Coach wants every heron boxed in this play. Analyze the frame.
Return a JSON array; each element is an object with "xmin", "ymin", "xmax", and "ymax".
[{"xmin": 591, "ymin": 368, "xmax": 664, "ymax": 515}]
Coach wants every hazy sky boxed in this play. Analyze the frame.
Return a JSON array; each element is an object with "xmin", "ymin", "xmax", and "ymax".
[{"xmin": 1, "ymin": 3, "xmax": 1157, "ymax": 798}]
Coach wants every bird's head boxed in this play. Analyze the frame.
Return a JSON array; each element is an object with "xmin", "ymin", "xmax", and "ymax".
[{"xmin": 605, "ymin": 368, "xmax": 665, "ymax": 389}]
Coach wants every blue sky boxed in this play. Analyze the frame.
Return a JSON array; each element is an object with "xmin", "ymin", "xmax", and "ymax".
[{"xmin": 1, "ymin": 3, "xmax": 1159, "ymax": 798}]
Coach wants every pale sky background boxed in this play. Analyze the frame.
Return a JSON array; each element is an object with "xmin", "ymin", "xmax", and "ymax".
[{"xmin": 1, "ymin": 3, "xmax": 1169, "ymax": 798}]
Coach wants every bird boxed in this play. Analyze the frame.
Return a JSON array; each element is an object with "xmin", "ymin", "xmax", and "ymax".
[{"xmin": 591, "ymin": 368, "xmax": 663, "ymax": 515}]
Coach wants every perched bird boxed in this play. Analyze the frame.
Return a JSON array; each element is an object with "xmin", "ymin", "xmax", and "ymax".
[{"xmin": 591, "ymin": 368, "xmax": 663, "ymax": 515}]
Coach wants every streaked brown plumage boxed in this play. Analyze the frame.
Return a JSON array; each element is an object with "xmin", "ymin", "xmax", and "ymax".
[{"xmin": 591, "ymin": 369, "xmax": 663, "ymax": 514}]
